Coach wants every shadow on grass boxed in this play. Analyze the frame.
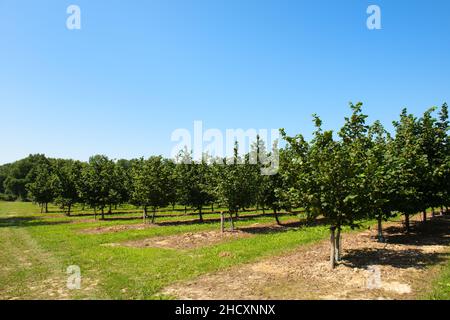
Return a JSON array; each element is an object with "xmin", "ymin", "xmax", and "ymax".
[
  {"xmin": 0, "ymin": 216, "xmax": 72, "ymax": 228},
  {"xmin": 100, "ymin": 212, "xmax": 300, "ymax": 224}
]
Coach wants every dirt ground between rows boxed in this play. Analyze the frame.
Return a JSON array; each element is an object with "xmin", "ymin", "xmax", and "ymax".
[
  {"xmin": 107, "ymin": 230, "xmax": 251, "ymax": 250},
  {"xmin": 101, "ymin": 221, "xmax": 298, "ymax": 250},
  {"xmin": 79, "ymin": 223, "xmax": 156, "ymax": 234},
  {"xmin": 161, "ymin": 215, "xmax": 450, "ymax": 300}
]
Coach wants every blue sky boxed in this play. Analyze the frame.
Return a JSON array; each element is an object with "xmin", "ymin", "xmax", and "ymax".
[{"xmin": 0, "ymin": 0, "xmax": 449, "ymax": 164}]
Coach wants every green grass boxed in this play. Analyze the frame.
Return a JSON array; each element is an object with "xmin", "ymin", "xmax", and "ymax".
[
  {"xmin": 427, "ymin": 260, "xmax": 450, "ymax": 300},
  {"xmin": 1, "ymin": 201, "xmax": 448, "ymax": 300},
  {"xmin": 0, "ymin": 201, "xmax": 325, "ymax": 299}
]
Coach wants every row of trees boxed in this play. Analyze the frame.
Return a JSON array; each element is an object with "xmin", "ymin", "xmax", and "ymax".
[
  {"xmin": 0, "ymin": 145, "xmax": 279, "ymax": 225},
  {"xmin": 0, "ymin": 103, "xmax": 448, "ymax": 268},
  {"xmin": 279, "ymin": 103, "xmax": 449, "ymax": 267}
]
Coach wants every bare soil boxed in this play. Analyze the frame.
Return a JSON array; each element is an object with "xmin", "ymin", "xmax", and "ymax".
[
  {"xmin": 102, "ymin": 220, "xmax": 300, "ymax": 250},
  {"xmin": 79, "ymin": 223, "xmax": 156, "ymax": 234},
  {"xmin": 114, "ymin": 230, "xmax": 252, "ymax": 250},
  {"xmin": 161, "ymin": 215, "xmax": 450, "ymax": 300}
]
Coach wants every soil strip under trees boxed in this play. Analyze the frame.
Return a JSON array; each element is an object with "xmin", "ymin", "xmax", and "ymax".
[{"xmin": 160, "ymin": 215, "xmax": 450, "ymax": 300}]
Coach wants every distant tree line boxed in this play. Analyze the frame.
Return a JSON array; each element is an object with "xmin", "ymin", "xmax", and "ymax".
[{"xmin": 0, "ymin": 103, "xmax": 448, "ymax": 268}]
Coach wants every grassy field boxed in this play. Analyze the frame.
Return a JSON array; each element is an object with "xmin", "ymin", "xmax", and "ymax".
[
  {"xmin": 0, "ymin": 201, "xmax": 449, "ymax": 300},
  {"xmin": 0, "ymin": 201, "xmax": 329, "ymax": 299}
]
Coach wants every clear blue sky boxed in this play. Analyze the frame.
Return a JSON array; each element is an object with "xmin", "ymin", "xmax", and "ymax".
[{"xmin": 1, "ymin": 0, "xmax": 449, "ymax": 164}]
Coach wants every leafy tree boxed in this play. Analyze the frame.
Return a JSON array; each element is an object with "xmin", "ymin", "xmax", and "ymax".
[
  {"xmin": 275, "ymin": 132, "xmax": 309, "ymax": 220},
  {"xmin": 26, "ymin": 162, "xmax": 57, "ymax": 213},
  {"xmin": 391, "ymin": 109, "xmax": 428, "ymax": 233},
  {"xmin": 365, "ymin": 121, "xmax": 397, "ymax": 242},
  {"xmin": 281, "ymin": 103, "xmax": 370, "ymax": 268},
  {"xmin": 435, "ymin": 104, "xmax": 450, "ymax": 212},
  {"xmin": 214, "ymin": 142, "xmax": 253, "ymax": 231},
  {"xmin": 0, "ymin": 164, "xmax": 10, "ymax": 194},
  {"xmin": 4, "ymin": 154, "xmax": 48, "ymax": 200},
  {"xmin": 115, "ymin": 159, "xmax": 133, "ymax": 206},
  {"xmin": 53, "ymin": 159, "xmax": 83, "ymax": 216},
  {"xmin": 164, "ymin": 159, "xmax": 178, "ymax": 211},
  {"xmin": 78, "ymin": 155, "xmax": 116, "ymax": 220},
  {"xmin": 175, "ymin": 150, "xmax": 214, "ymax": 222},
  {"xmin": 425, "ymin": 104, "xmax": 450, "ymax": 214},
  {"xmin": 131, "ymin": 156, "xmax": 172, "ymax": 223},
  {"xmin": 174, "ymin": 148, "xmax": 193, "ymax": 214},
  {"xmin": 417, "ymin": 107, "xmax": 442, "ymax": 219},
  {"xmin": 252, "ymin": 138, "xmax": 284, "ymax": 224}
]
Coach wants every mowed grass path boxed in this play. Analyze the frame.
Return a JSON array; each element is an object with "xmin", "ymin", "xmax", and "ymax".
[{"xmin": 0, "ymin": 201, "xmax": 336, "ymax": 299}]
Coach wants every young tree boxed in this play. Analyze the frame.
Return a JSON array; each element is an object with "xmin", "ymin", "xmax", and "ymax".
[
  {"xmin": 214, "ymin": 142, "xmax": 253, "ymax": 231},
  {"xmin": 26, "ymin": 162, "xmax": 57, "ymax": 213},
  {"xmin": 115, "ymin": 159, "xmax": 133, "ymax": 207},
  {"xmin": 188, "ymin": 156, "xmax": 215, "ymax": 222},
  {"xmin": 280, "ymin": 103, "xmax": 370, "ymax": 268},
  {"xmin": 391, "ymin": 109, "xmax": 428, "ymax": 233},
  {"xmin": 417, "ymin": 107, "xmax": 442, "ymax": 220},
  {"xmin": 164, "ymin": 159, "xmax": 178, "ymax": 212},
  {"xmin": 365, "ymin": 121, "xmax": 397, "ymax": 242},
  {"xmin": 276, "ymin": 133, "xmax": 311, "ymax": 221},
  {"xmin": 174, "ymin": 148, "xmax": 193, "ymax": 214},
  {"xmin": 435, "ymin": 104, "xmax": 450, "ymax": 212},
  {"xmin": 253, "ymin": 139, "xmax": 284, "ymax": 224},
  {"xmin": 131, "ymin": 156, "xmax": 172, "ymax": 223},
  {"xmin": 53, "ymin": 159, "xmax": 82, "ymax": 216},
  {"xmin": 78, "ymin": 155, "xmax": 116, "ymax": 220}
]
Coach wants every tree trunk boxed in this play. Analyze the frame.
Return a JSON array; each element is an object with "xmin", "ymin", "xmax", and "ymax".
[
  {"xmin": 405, "ymin": 214, "xmax": 410, "ymax": 233},
  {"xmin": 211, "ymin": 204, "xmax": 214, "ymax": 213},
  {"xmin": 143, "ymin": 206, "xmax": 147, "ymax": 223},
  {"xmin": 67, "ymin": 204, "xmax": 72, "ymax": 217},
  {"xmin": 220, "ymin": 212, "xmax": 225, "ymax": 233},
  {"xmin": 432, "ymin": 208, "xmax": 436, "ymax": 218},
  {"xmin": 274, "ymin": 209, "xmax": 281, "ymax": 225},
  {"xmin": 198, "ymin": 206, "xmax": 203, "ymax": 223},
  {"xmin": 184, "ymin": 206, "xmax": 187, "ymax": 214},
  {"xmin": 423, "ymin": 210, "xmax": 427, "ymax": 223},
  {"xmin": 377, "ymin": 215, "xmax": 384, "ymax": 242},
  {"xmin": 101, "ymin": 207, "xmax": 104, "ymax": 220},
  {"xmin": 262, "ymin": 207, "xmax": 265, "ymax": 214},
  {"xmin": 45, "ymin": 203, "xmax": 48, "ymax": 213},
  {"xmin": 108, "ymin": 204, "xmax": 112, "ymax": 214},
  {"xmin": 229, "ymin": 212, "xmax": 235, "ymax": 231},
  {"xmin": 151, "ymin": 208, "xmax": 156, "ymax": 224},
  {"xmin": 440, "ymin": 206, "xmax": 444, "ymax": 215},
  {"xmin": 94, "ymin": 207, "xmax": 97, "ymax": 220},
  {"xmin": 330, "ymin": 226, "xmax": 336, "ymax": 269},
  {"xmin": 335, "ymin": 226, "xmax": 341, "ymax": 262},
  {"xmin": 40, "ymin": 203, "xmax": 43, "ymax": 214}
]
